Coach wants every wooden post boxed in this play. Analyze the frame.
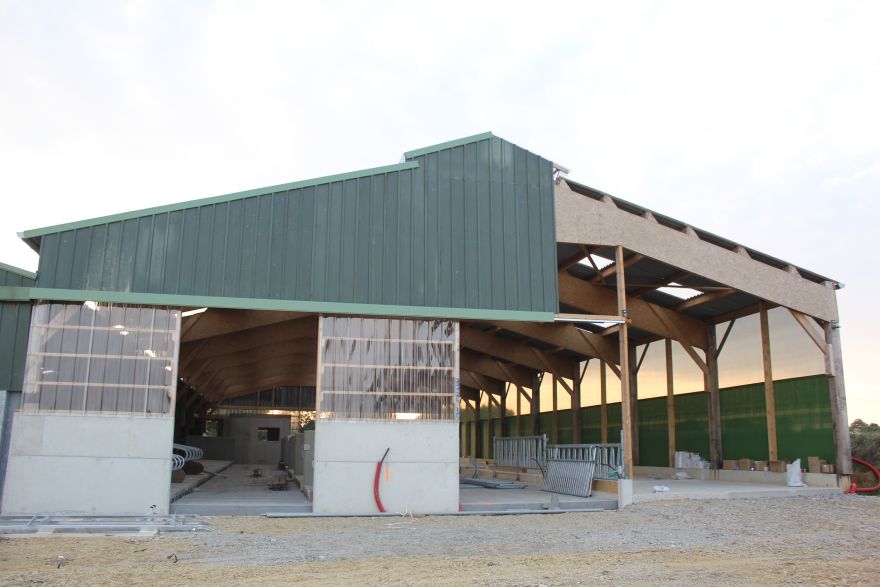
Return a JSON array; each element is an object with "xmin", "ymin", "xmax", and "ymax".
[
  {"xmin": 500, "ymin": 385, "xmax": 507, "ymax": 438},
  {"xmin": 475, "ymin": 392, "xmax": 482, "ymax": 459},
  {"xmin": 616, "ymin": 245, "xmax": 634, "ymax": 478},
  {"xmin": 629, "ymin": 343, "xmax": 640, "ymax": 466},
  {"xmin": 665, "ymin": 338, "xmax": 676, "ymax": 468},
  {"xmin": 600, "ymin": 361, "xmax": 608, "ymax": 444},
  {"xmin": 759, "ymin": 303, "xmax": 778, "ymax": 461},
  {"xmin": 464, "ymin": 399, "xmax": 472, "ymax": 457},
  {"xmin": 487, "ymin": 392, "xmax": 495, "ymax": 458},
  {"xmin": 572, "ymin": 367, "xmax": 582, "ymax": 443},
  {"xmin": 705, "ymin": 325, "xmax": 722, "ymax": 469},
  {"xmin": 515, "ymin": 384, "xmax": 522, "ymax": 438},
  {"xmin": 531, "ymin": 374, "xmax": 540, "ymax": 436},
  {"xmin": 551, "ymin": 375, "xmax": 559, "ymax": 444},
  {"xmin": 824, "ymin": 313, "xmax": 852, "ymax": 475}
]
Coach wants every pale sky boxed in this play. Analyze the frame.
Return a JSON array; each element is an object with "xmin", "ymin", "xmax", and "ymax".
[{"xmin": 1, "ymin": 1, "xmax": 878, "ymax": 421}]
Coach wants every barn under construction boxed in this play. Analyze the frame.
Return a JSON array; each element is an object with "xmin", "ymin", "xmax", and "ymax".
[{"xmin": 0, "ymin": 132, "xmax": 850, "ymax": 516}]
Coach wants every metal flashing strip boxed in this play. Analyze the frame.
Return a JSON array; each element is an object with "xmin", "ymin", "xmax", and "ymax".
[
  {"xmin": 12, "ymin": 287, "xmax": 555, "ymax": 322},
  {"xmin": 19, "ymin": 160, "xmax": 421, "ymax": 242},
  {"xmin": 0, "ymin": 262, "xmax": 36, "ymax": 281},
  {"xmin": 403, "ymin": 131, "xmax": 495, "ymax": 159}
]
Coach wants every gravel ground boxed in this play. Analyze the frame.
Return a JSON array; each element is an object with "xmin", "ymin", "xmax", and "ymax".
[{"xmin": 1, "ymin": 493, "xmax": 877, "ymax": 585}]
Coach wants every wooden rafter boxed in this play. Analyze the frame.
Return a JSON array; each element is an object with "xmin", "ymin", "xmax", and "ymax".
[
  {"xmin": 674, "ymin": 289, "xmax": 734, "ymax": 312},
  {"xmin": 592, "ymin": 253, "xmax": 645, "ymax": 283},
  {"xmin": 460, "ymin": 349, "xmax": 534, "ymax": 388},
  {"xmin": 557, "ymin": 245, "xmax": 595, "ymax": 272},
  {"xmin": 559, "ymin": 272, "xmax": 709, "ymax": 350},
  {"xmin": 460, "ymin": 326, "xmax": 576, "ymax": 376},
  {"xmin": 488, "ymin": 320, "xmax": 620, "ymax": 365}
]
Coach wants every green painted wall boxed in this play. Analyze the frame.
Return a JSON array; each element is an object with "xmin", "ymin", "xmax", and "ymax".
[
  {"xmin": 32, "ymin": 134, "xmax": 558, "ymax": 315},
  {"xmin": 461, "ymin": 375, "xmax": 835, "ymax": 466}
]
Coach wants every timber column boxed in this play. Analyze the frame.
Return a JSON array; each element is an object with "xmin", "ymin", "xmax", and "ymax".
[
  {"xmin": 823, "ymin": 308, "xmax": 852, "ymax": 475},
  {"xmin": 705, "ymin": 325, "xmax": 722, "ymax": 469},
  {"xmin": 616, "ymin": 245, "xmax": 634, "ymax": 478}
]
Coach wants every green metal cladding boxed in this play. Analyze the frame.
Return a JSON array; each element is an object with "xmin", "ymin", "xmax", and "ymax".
[
  {"xmin": 0, "ymin": 264, "xmax": 35, "ymax": 392},
  {"xmin": 463, "ymin": 375, "xmax": 835, "ymax": 465},
  {"xmin": 25, "ymin": 133, "xmax": 558, "ymax": 316}
]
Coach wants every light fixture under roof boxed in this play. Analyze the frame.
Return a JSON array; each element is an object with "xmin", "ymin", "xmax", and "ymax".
[{"xmin": 181, "ymin": 307, "xmax": 208, "ymax": 317}]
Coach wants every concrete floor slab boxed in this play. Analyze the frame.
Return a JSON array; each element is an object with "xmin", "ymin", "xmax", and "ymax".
[
  {"xmin": 171, "ymin": 464, "xmax": 311, "ymax": 515},
  {"xmin": 170, "ymin": 460, "xmax": 232, "ymax": 502},
  {"xmin": 459, "ymin": 484, "xmax": 617, "ymax": 512},
  {"xmin": 632, "ymin": 478, "xmax": 841, "ymax": 503}
]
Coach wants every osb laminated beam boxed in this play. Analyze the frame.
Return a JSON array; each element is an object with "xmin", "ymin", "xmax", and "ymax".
[
  {"xmin": 181, "ymin": 309, "xmax": 307, "ymax": 343},
  {"xmin": 460, "ymin": 349, "xmax": 535, "ymax": 389},
  {"xmin": 194, "ymin": 352, "xmax": 317, "ymax": 393},
  {"xmin": 555, "ymin": 180, "xmax": 839, "ymax": 321},
  {"xmin": 218, "ymin": 369, "xmax": 317, "ymax": 400},
  {"xmin": 220, "ymin": 374, "xmax": 315, "ymax": 403},
  {"xmin": 180, "ymin": 316, "xmax": 318, "ymax": 369},
  {"xmin": 489, "ymin": 320, "xmax": 620, "ymax": 365},
  {"xmin": 460, "ymin": 326, "xmax": 576, "ymax": 375},
  {"xmin": 182, "ymin": 338, "xmax": 317, "ymax": 384},
  {"xmin": 558, "ymin": 272, "xmax": 709, "ymax": 350}
]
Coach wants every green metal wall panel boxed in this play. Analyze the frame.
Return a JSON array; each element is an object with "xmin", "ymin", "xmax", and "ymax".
[
  {"xmin": 638, "ymin": 397, "xmax": 669, "ymax": 466},
  {"xmin": 32, "ymin": 134, "xmax": 558, "ymax": 315},
  {"xmin": 0, "ymin": 265, "xmax": 35, "ymax": 392},
  {"xmin": 0, "ymin": 302, "xmax": 31, "ymax": 392}
]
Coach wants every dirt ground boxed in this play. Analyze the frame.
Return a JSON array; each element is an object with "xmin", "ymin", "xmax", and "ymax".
[{"xmin": 1, "ymin": 494, "xmax": 877, "ymax": 586}]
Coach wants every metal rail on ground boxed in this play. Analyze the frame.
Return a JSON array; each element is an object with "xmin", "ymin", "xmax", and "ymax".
[{"xmin": 0, "ymin": 514, "xmax": 210, "ymax": 534}]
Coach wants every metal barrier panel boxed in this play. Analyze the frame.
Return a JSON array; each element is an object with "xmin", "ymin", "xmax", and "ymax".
[
  {"xmin": 548, "ymin": 443, "xmax": 622, "ymax": 479},
  {"xmin": 543, "ymin": 459, "xmax": 595, "ymax": 497},
  {"xmin": 493, "ymin": 435, "xmax": 547, "ymax": 469}
]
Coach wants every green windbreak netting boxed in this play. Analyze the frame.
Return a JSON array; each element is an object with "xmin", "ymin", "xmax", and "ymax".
[{"xmin": 461, "ymin": 375, "xmax": 834, "ymax": 465}]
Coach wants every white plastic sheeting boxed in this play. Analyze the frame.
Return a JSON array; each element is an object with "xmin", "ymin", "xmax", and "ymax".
[
  {"xmin": 22, "ymin": 303, "xmax": 180, "ymax": 415},
  {"xmin": 317, "ymin": 317, "xmax": 459, "ymax": 422}
]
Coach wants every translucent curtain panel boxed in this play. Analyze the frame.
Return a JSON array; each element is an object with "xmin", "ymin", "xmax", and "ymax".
[
  {"xmin": 21, "ymin": 302, "xmax": 180, "ymax": 415},
  {"xmin": 318, "ymin": 316, "xmax": 459, "ymax": 422}
]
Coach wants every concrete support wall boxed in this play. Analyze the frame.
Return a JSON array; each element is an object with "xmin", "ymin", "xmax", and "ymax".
[
  {"xmin": 225, "ymin": 415, "xmax": 291, "ymax": 465},
  {"xmin": 1, "ymin": 413, "xmax": 173, "ymax": 515},
  {"xmin": 313, "ymin": 421, "xmax": 459, "ymax": 514}
]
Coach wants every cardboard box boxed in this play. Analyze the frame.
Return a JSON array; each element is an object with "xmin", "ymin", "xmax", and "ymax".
[
  {"xmin": 769, "ymin": 460, "xmax": 787, "ymax": 473},
  {"xmin": 754, "ymin": 460, "xmax": 768, "ymax": 471},
  {"xmin": 808, "ymin": 456, "xmax": 824, "ymax": 474},
  {"xmin": 723, "ymin": 460, "xmax": 739, "ymax": 470},
  {"xmin": 738, "ymin": 458, "xmax": 754, "ymax": 471},
  {"xmin": 821, "ymin": 463, "xmax": 836, "ymax": 474}
]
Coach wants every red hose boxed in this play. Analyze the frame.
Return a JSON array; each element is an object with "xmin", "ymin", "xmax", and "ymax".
[
  {"xmin": 846, "ymin": 457, "xmax": 880, "ymax": 494},
  {"xmin": 374, "ymin": 448, "xmax": 390, "ymax": 512}
]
